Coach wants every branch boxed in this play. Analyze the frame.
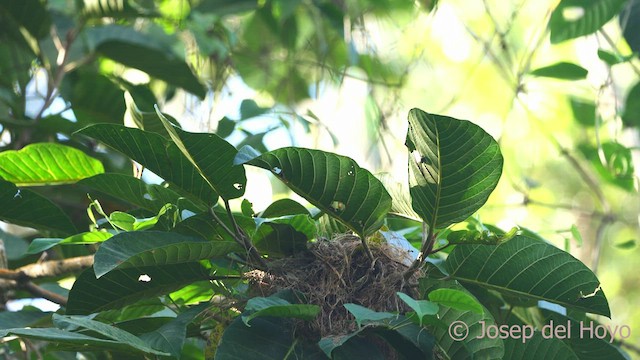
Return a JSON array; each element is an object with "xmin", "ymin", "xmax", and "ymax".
[{"xmin": 0, "ymin": 255, "xmax": 94, "ymax": 280}]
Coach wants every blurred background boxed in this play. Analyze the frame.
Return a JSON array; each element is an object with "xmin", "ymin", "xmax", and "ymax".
[{"xmin": 1, "ymin": 0, "xmax": 639, "ymax": 350}]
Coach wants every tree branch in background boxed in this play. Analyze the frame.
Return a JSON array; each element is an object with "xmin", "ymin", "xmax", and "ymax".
[{"xmin": 0, "ymin": 255, "xmax": 94, "ymax": 307}]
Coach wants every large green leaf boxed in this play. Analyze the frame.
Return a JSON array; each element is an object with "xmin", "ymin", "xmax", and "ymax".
[
  {"xmin": 62, "ymin": 71, "xmax": 126, "ymax": 125},
  {"xmin": 0, "ymin": 143, "xmax": 104, "ymax": 186},
  {"xmin": 0, "ymin": 180, "xmax": 76, "ymax": 235},
  {"xmin": 0, "ymin": 327, "xmax": 167, "ymax": 355},
  {"xmin": 215, "ymin": 317, "xmax": 326, "ymax": 360},
  {"xmin": 444, "ymin": 235, "xmax": 610, "ymax": 317},
  {"xmin": 157, "ymin": 110, "xmax": 247, "ymax": 200},
  {"xmin": 66, "ymin": 263, "xmax": 210, "ymax": 315},
  {"xmin": 503, "ymin": 331, "xmax": 578, "ymax": 359},
  {"xmin": 79, "ymin": 173, "xmax": 205, "ymax": 213},
  {"xmin": 52, "ymin": 314, "xmax": 167, "ymax": 355},
  {"xmin": 242, "ymin": 296, "xmax": 320, "ymax": 325},
  {"xmin": 76, "ymin": 124, "xmax": 218, "ymax": 204},
  {"xmin": 405, "ymin": 109, "xmax": 503, "ymax": 229},
  {"xmin": 84, "ymin": 25, "xmax": 206, "ymax": 98},
  {"xmin": 28, "ymin": 231, "xmax": 113, "ymax": 254},
  {"xmin": 93, "ymin": 231, "xmax": 241, "ymax": 278},
  {"xmin": 549, "ymin": 0, "xmax": 628, "ymax": 44},
  {"xmin": 238, "ymin": 147, "xmax": 392, "ymax": 237}
]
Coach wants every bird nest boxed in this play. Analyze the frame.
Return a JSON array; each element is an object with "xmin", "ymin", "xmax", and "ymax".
[{"xmin": 246, "ymin": 233, "xmax": 422, "ymax": 338}]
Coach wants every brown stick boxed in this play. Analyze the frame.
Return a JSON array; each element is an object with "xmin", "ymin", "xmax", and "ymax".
[{"xmin": 0, "ymin": 255, "xmax": 94, "ymax": 280}]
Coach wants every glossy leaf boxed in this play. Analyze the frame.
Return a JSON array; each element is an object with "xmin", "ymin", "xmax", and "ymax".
[
  {"xmin": 0, "ymin": 180, "xmax": 76, "ymax": 235},
  {"xmin": 79, "ymin": 173, "xmax": 204, "ymax": 213},
  {"xmin": 0, "ymin": 143, "xmax": 104, "ymax": 186},
  {"xmin": 242, "ymin": 297, "xmax": 320, "ymax": 325},
  {"xmin": 502, "ymin": 331, "xmax": 578, "ymax": 359},
  {"xmin": 549, "ymin": 0, "xmax": 628, "ymax": 43},
  {"xmin": 444, "ymin": 235, "xmax": 610, "ymax": 317},
  {"xmin": 529, "ymin": 62, "xmax": 588, "ymax": 80},
  {"xmin": 238, "ymin": 147, "xmax": 392, "ymax": 237},
  {"xmin": 93, "ymin": 231, "xmax": 241, "ymax": 278},
  {"xmin": 427, "ymin": 288, "xmax": 484, "ymax": 314},
  {"xmin": 157, "ymin": 109, "xmax": 247, "ymax": 200},
  {"xmin": 28, "ymin": 231, "xmax": 113, "ymax": 254},
  {"xmin": 406, "ymin": 108, "xmax": 503, "ymax": 228},
  {"xmin": 67, "ymin": 263, "xmax": 210, "ymax": 315},
  {"xmin": 76, "ymin": 124, "xmax": 218, "ymax": 204},
  {"xmin": 52, "ymin": 314, "xmax": 167, "ymax": 355}
]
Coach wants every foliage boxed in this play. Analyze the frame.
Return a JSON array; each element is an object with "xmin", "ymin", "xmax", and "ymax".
[{"xmin": 0, "ymin": 0, "xmax": 638, "ymax": 359}]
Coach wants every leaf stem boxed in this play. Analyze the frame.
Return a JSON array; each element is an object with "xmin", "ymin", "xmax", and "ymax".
[{"xmin": 403, "ymin": 223, "xmax": 435, "ymax": 280}]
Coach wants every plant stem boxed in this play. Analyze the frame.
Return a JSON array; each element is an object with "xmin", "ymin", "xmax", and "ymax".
[{"xmin": 403, "ymin": 223, "xmax": 435, "ymax": 280}]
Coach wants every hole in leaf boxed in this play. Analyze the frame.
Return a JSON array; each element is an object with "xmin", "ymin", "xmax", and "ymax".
[
  {"xmin": 347, "ymin": 166, "xmax": 355, "ymax": 176},
  {"xmin": 233, "ymin": 183, "xmax": 244, "ymax": 190},
  {"xmin": 138, "ymin": 274, "xmax": 152, "ymax": 282},
  {"xmin": 272, "ymin": 167, "xmax": 282, "ymax": 175},
  {"xmin": 13, "ymin": 190, "xmax": 21, "ymax": 199},
  {"xmin": 562, "ymin": 6, "xmax": 584, "ymax": 21},
  {"xmin": 143, "ymin": 193, "xmax": 153, "ymax": 200},
  {"xmin": 330, "ymin": 201, "xmax": 346, "ymax": 212}
]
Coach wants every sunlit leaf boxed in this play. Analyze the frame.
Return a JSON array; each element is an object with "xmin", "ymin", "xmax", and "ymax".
[
  {"xmin": 0, "ymin": 143, "xmax": 104, "ymax": 186},
  {"xmin": 406, "ymin": 108, "xmax": 503, "ymax": 228},
  {"xmin": 529, "ymin": 62, "xmax": 588, "ymax": 80},
  {"xmin": 28, "ymin": 231, "xmax": 112, "ymax": 254},
  {"xmin": 238, "ymin": 147, "xmax": 391, "ymax": 237},
  {"xmin": 444, "ymin": 235, "xmax": 610, "ymax": 317},
  {"xmin": 93, "ymin": 231, "xmax": 241, "ymax": 278},
  {"xmin": 549, "ymin": 0, "xmax": 628, "ymax": 43},
  {"xmin": 427, "ymin": 288, "xmax": 483, "ymax": 314}
]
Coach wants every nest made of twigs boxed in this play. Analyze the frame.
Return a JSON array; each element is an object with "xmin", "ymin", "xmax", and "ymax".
[{"xmin": 247, "ymin": 233, "xmax": 422, "ymax": 338}]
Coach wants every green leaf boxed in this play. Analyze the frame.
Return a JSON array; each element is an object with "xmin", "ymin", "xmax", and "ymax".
[
  {"xmin": 252, "ymin": 215, "xmax": 315, "ymax": 257},
  {"xmin": 260, "ymin": 198, "xmax": 310, "ymax": 218},
  {"xmin": 109, "ymin": 206, "xmax": 172, "ymax": 231},
  {"xmin": 529, "ymin": 62, "xmax": 588, "ymax": 80},
  {"xmin": 67, "ymin": 263, "xmax": 210, "ymax": 315},
  {"xmin": 622, "ymin": 81, "xmax": 640, "ymax": 127},
  {"xmin": 396, "ymin": 292, "xmax": 439, "ymax": 326},
  {"xmin": 503, "ymin": 331, "xmax": 578, "ymax": 359},
  {"xmin": 0, "ymin": 228, "xmax": 29, "ymax": 260},
  {"xmin": 238, "ymin": 147, "xmax": 392, "ymax": 237},
  {"xmin": 376, "ymin": 173, "xmax": 422, "ymax": 221},
  {"xmin": 614, "ymin": 239, "xmax": 636, "ymax": 249},
  {"xmin": 427, "ymin": 288, "xmax": 484, "ymax": 314},
  {"xmin": 549, "ymin": 0, "xmax": 628, "ymax": 44},
  {"xmin": 343, "ymin": 303, "xmax": 395, "ymax": 328},
  {"xmin": 406, "ymin": 109, "xmax": 503, "ymax": 228},
  {"xmin": 76, "ymin": 124, "xmax": 218, "ymax": 205},
  {"xmin": 173, "ymin": 211, "xmax": 256, "ymax": 242},
  {"xmin": 124, "ymin": 91, "xmax": 181, "ymax": 137},
  {"xmin": 28, "ymin": 231, "xmax": 113, "ymax": 254},
  {"xmin": 140, "ymin": 302, "xmax": 209, "ymax": 358},
  {"xmin": 215, "ymin": 317, "xmax": 326, "ymax": 360},
  {"xmin": 0, "ymin": 143, "xmax": 104, "ymax": 186},
  {"xmin": 239, "ymin": 99, "xmax": 270, "ymax": 120},
  {"xmin": 93, "ymin": 231, "xmax": 241, "ymax": 278},
  {"xmin": 621, "ymin": 0, "xmax": 640, "ymax": 55},
  {"xmin": 0, "ymin": 180, "xmax": 76, "ymax": 235},
  {"xmin": 596, "ymin": 49, "xmax": 635, "ymax": 65},
  {"xmin": 319, "ymin": 315, "xmax": 435, "ymax": 359},
  {"xmin": 0, "ymin": 0, "xmax": 51, "ymax": 39},
  {"xmin": 444, "ymin": 235, "xmax": 610, "ymax": 317},
  {"xmin": 64, "ymin": 70, "xmax": 126, "ymax": 126},
  {"xmin": 79, "ymin": 173, "xmax": 204, "ymax": 213},
  {"xmin": 570, "ymin": 97, "xmax": 596, "ymax": 126},
  {"xmin": 0, "ymin": 309, "xmax": 50, "ymax": 329},
  {"xmin": 52, "ymin": 314, "xmax": 167, "ymax": 355},
  {"xmin": 85, "ymin": 25, "xmax": 206, "ymax": 98},
  {"xmin": 420, "ymin": 276, "xmax": 504, "ymax": 360},
  {"xmin": 156, "ymin": 109, "xmax": 247, "ymax": 200},
  {"xmin": 242, "ymin": 297, "xmax": 320, "ymax": 326},
  {"xmin": 578, "ymin": 142, "xmax": 636, "ymax": 191}
]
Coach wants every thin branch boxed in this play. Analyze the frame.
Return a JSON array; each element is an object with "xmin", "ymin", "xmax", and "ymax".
[
  {"xmin": 22, "ymin": 281, "xmax": 68, "ymax": 307},
  {"xmin": 0, "ymin": 255, "xmax": 93, "ymax": 280}
]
